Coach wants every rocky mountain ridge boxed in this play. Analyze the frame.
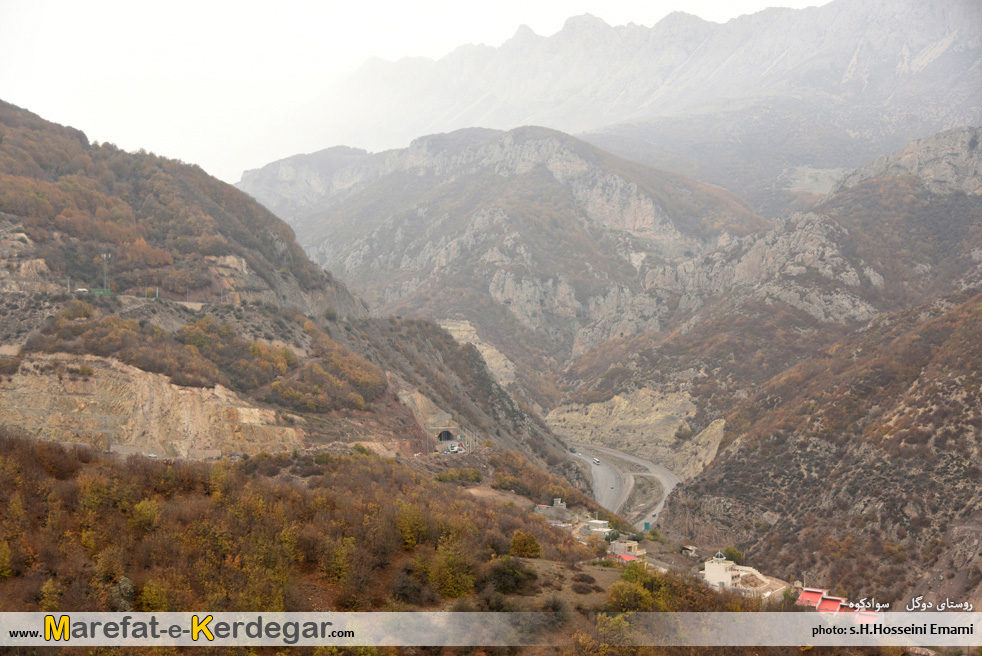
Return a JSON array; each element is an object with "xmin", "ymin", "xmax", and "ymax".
[
  {"xmin": 831, "ymin": 125, "xmax": 982, "ymax": 196},
  {"xmin": 239, "ymin": 127, "xmax": 771, "ymax": 400},
  {"xmin": 0, "ymin": 102, "xmax": 573, "ymax": 475},
  {"xmin": 298, "ymin": 0, "xmax": 979, "ymax": 154},
  {"xmin": 267, "ymin": 0, "xmax": 980, "ymax": 214}
]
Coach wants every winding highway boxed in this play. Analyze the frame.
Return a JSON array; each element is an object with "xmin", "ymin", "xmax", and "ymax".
[{"xmin": 571, "ymin": 442, "xmax": 682, "ymax": 529}]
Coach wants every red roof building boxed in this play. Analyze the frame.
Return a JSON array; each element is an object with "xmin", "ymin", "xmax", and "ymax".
[
  {"xmin": 854, "ymin": 611, "xmax": 879, "ymax": 624},
  {"xmin": 816, "ymin": 596, "xmax": 846, "ymax": 613},
  {"xmin": 609, "ymin": 553, "xmax": 639, "ymax": 562},
  {"xmin": 795, "ymin": 588, "xmax": 827, "ymax": 607}
]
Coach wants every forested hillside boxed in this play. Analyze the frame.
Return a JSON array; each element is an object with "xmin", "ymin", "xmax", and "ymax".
[
  {"xmin": 0, "ymin": 431, "xmax": 597, "ymax": 612},
  {"xmin": 665, "ymin": 289, "xmax": 982, "ymax": 603},
  {"xmin": 0, "ymin": 101, "xmax": 573, "ymax": 472},
  {"xmin": 0, "ymin": 100, "xmax": 361, "ymax": 316}
]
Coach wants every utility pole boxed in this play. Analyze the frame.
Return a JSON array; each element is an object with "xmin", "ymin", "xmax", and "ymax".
[{"xmin": 100, "ymin": 252, "xmax": 111, "ymax": 291}]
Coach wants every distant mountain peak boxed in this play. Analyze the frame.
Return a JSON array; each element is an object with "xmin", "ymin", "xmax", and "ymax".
[
  {"xmin": 656, "ymin": 10, "xmax": 711, "ymax": 29},
  {"xmin": 560, "ymin": 13, "xmax": 610, "ymax": 32},
  {"xmin": 511, "ymin": 23, "xmax": 538, "ymax": 41},
  {"xmin": 298, "ymin": 0, "xmax": 979, "ymax": 177}
]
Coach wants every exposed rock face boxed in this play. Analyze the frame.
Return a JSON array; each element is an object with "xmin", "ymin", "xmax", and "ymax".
[
  {"xmin": 236, "ymin": 146, "xmax": 371, "ymax": 221},
  {"xmin": 108, "ymin": 577, "xmax": 135, "ymax": 613},
  {"xmin": 546, "ymin": 388, "xmax": 725, "ymax": 481},
  {"xmin": 644, "ymin": 212, "xmax": 879, "ymax": 323},
  {"xmin": 0, "ymin": 354, "xmax": 303, "ymax": 456},
  {"xmin": 440, "ymin": 319, "xmax": 517, "ymax": 387},
  {"xmin": 239, "ymin": 127, "xmax": 769, "ymax": 380},
  {"xmin": 831, "ymin": 126, "xmax": 982, "ymax": 196},
  {"xmin": 200, "ymin": 251, "xmax": 367, "ymax": 320}
]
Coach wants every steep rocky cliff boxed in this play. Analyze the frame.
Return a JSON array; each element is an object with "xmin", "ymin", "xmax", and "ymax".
[
  {"xmin": 546, "ymin": 388, "xmax": 725, "ymax": 481},
  {"xmin": 0, "ymin": 353, "xmax": 303, "ymax": 456},
  {"xmin": 239, "ymin": 126, "xmax": 770, "ymax": 406},
  {"xmin": 831, "ymin": 125, "xmax": 982, "ymax": 196}
]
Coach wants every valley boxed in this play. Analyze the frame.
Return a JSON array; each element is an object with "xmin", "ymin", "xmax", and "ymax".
[
  {"xmin": 240, "ymin": 114, "xmax": 982, "ymax": 606},
  {"xmin": 571, "ymin": 441, "xmax": 681, "ymax": 529},
  {"xmin": 1, "ymin": 0, "xmax": 981, "ymax": 638}
]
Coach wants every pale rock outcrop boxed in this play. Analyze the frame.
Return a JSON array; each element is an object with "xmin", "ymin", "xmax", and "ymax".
[
  {"xmin": 547, "ymin": 388, "xmax": 725, "ymax": 480},
  {"xmin": 0, "ymin": 354, "xmax": 302, "ymax": 457},
  {"xmin": 644, "ymin": 213, "xmax": 878, "ymax": 323},
  {"xmin": 831, "ymin": 126, "xmax": 982, "ymax": 196}
]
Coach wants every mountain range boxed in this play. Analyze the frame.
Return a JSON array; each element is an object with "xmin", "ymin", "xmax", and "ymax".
[
  {"xmin": 239, "ymin": 126, "xmax": 774, "ymax": 407},
  {"xmin": 290, "ymin": 0, "xmax": 980, "ymax": 213},
  {"xmin": 240, "ymin": 108, "xmax": 982, "ymax": 602},
  {"xmin": 0, "ymin": 100, "xmax": 574, "ymax": 477},
  {"xmin": 3, "ymin": 0, "xmax": 982, "ymax": 612}
]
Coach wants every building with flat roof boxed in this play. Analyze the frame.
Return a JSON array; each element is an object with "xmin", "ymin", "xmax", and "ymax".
[
  {"xmin": 610, "ymin": 538, "xmax": 646, "ymax": 561},
  {"xmin": 587, "ymin": 519, "xmax": 612, "ymax": 536},
  {"xmin": 702, "ymin": 551, "xmax": 787, "ymax": 598}
]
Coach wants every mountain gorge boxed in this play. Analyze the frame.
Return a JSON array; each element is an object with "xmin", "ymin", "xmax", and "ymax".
[
  {"xmin": 239, "ymin": 126, "xmax": 772, "ymax": 406},
  {"xmin": 243, "ymin": 107, "xmax": 982, "ymax": 604},
  {"xmin": 2, "ymin": 0, "xmax": 982, "ymax": 619},
  {"xmin": 0, "ymin": 101, "xmax": 571, "ymax": 473},
  {"xmin": 241, "ymin": 127, "xmax": 982, "ymax": 417}
]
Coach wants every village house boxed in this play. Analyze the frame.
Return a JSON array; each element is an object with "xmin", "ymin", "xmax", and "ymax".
[
  {"xmin": 586, "ymin": 519, "xmax": 612, "ymax": 536},
  {"xmin": 702, "ymin": 551, "xmax": 788, "ymax": 598},
  {"xmin": 610, "ymin": 538, "xmax": 646, "ymax": 562},
  {"xmin": 533, "ymin": 498, "xmax": 570, "ymax": 521}
]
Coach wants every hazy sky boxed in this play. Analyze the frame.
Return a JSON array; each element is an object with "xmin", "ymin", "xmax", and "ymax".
[{"xmin": 0, "ymin": 0, "xmax": 831, "ymax": 183}]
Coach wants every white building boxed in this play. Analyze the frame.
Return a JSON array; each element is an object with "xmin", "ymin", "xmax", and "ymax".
[
  {"xmin": 587, "ymin": 519, "xmax": 612, "ymax": 536},
  {"xmin": 702, "ymin": 551, "xmax": 787, "ymax": 598}
]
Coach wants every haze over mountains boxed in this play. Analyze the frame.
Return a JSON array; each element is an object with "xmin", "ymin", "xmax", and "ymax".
[
  {"xmin": 236, "ymin": 0, "xmax": 982, "ymax": 603},
  {"xmin": 242, "ymin": 117, "xmax": 982, "ymax": 604},
  {"xmin": 288, "ymin": 0, "xmax": 980, "ymax": 212},
  {"xmin": 2, "ymin": 0, "xmax": 982, "ymax": 617},
  {"xmin": 0, "ymin": 100, "xmax": 575, "ymax": 476}
]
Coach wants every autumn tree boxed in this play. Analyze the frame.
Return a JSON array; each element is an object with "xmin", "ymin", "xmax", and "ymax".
[{"xmin": 509, "ymin": 530, "xmax": 541, "ymax": 558}]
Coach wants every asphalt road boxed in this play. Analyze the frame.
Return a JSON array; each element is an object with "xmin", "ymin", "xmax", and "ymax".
[
  {"xmin": 573, "ymin": 451, "xmax": 627, "ymax": 511},
  {"xmin": 571, "ymin": 442, "xmax": 682, "ymax": 529}
]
